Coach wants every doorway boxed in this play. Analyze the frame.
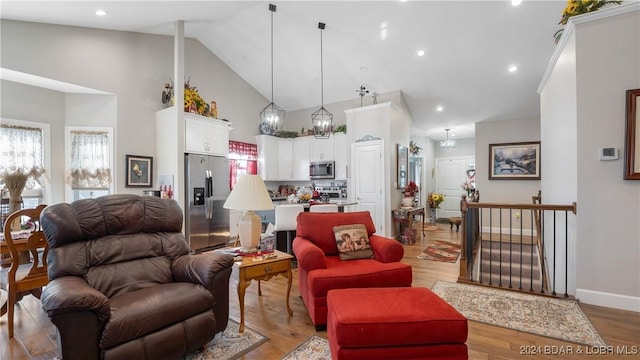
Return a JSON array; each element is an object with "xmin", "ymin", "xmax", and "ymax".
[
  {"xmin": 351, "ymin": 140, "xmax": 385, "ymax": 234},
  {"xmin": 436, "ymin": 156, "xmax": 474, "ymax": 219}
]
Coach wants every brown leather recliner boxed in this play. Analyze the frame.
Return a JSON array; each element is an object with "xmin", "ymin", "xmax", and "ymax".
[{"xmin": 40, "ymin": 194, "xmax": 234, "ymax": 360}]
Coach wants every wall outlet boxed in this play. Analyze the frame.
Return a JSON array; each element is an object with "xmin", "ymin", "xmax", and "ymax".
[{"xmin": 514, "ymin": 212, "xmax": 521, "ymax": 220}]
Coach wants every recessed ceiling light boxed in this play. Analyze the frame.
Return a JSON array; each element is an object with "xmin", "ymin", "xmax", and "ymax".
[
  {"xmin": 416, "ymin": 49, "xmax": 425, "ymax": 57},
  {"xmin": 508, "ymin": 65, "xmax": 518, "ymax": 72},
  {"xmin": 512, "ymin": 0, "xmax": 523, "ymax": 6},
  {"xmin": 96, "ymin": 9, "xmax": 107, "ymax": 16},
  {"xmin": 436, "ymin": 106, "xmax": 443, "ymax": 112}
]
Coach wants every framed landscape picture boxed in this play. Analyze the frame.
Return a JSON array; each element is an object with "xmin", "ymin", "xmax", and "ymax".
[
  {"xmin": 489, "ymin": 141, "xmax": 540, "ymax": 180},
  {"xmin": 126, "ymin": 155, "xmax": 153, "ymax": 187}
]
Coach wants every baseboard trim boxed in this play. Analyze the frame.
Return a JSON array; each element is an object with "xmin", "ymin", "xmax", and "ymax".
[{"xmin": 576, "ymin": 288, "xmax": 640, "ymax": 312}]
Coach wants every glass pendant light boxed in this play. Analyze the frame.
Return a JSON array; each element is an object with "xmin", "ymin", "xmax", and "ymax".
[
  {"xmin": 259, "ymin": 4, "xmax": 285, "ymax": 135},
  {"xmin": 311, "ymin": 22, "xmax": 333, "ymax": 139},
  {"xmin": 440, "ymin": 128, "xmax": 456, "ymax": 150}
]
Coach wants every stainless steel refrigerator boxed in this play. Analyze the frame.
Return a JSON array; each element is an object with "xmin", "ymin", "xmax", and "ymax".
[{"xmin": 185, "ymin": 153, "xmax": 230, "ymax": 252}]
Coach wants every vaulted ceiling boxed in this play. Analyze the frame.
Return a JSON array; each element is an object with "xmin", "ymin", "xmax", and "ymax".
[{"xmin": 0, "ymin": 1, "xmax": 568, "ymax": 140}]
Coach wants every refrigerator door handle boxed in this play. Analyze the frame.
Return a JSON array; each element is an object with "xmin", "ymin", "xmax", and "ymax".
[{"xmin": 205, "ymin": 197, "xmax": 213, "ymax": 219}]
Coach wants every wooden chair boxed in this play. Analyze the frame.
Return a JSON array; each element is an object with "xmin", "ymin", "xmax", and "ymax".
[{"xmin": 0, "ymin": 204, "xmax": 49, "ymax": 338}]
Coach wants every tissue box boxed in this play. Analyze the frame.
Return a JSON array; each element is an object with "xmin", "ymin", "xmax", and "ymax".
[{"xmin": 260, "ymin": 234, "xmax": 275, "ymax": 252}]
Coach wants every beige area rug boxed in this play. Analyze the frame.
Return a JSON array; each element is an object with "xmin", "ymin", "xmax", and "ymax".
[
  {"xmin": 281, "ymin": 335, "xmax": 331, "ymax": 360},
  {"xmin": 185, "ymin": 319, "xmax": 268, "ymax": 360},
  {"xmin": 431, "ymin": 281, "xmax": 606, "ymax": 347}
]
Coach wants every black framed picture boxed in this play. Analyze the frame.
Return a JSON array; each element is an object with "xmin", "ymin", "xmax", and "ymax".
[
  {"xmin": 397, "ymin": 144, "xmax": 408, "ymax": 188},
  {"xmin": 125, "ymin": 155, "xmax": 153, "ymax": 187},
  {"xmin": 489, "ymin": 141, "xmax": 540, "ymax": 180}
]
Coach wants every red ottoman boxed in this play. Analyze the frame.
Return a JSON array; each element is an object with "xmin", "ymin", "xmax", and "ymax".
[{"xmin": 327, "ymin": 287, "xmax": 468, "ymax": 360}]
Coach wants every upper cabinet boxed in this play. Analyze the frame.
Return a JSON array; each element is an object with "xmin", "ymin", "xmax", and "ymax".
[
  {"xmin": 333, "ymin": 133, "xmax": 348, "ymax": 180},
  {"xmin": 256, "ymin": 135, "xmax": 280, "ymax": 181},
  {"xmin": 184, "ymin": 114, "xmax": 231, "ymax": 157},
  {"xmin": 256, "ymin": 133, "xmax": 349, "ymax": 181},
  {"xmin": 310, "ymin": 136, "xmax": 335, "ymax": 161},
  {"xmin": 292, "ymin": 136, "xmax": 311, "ymax": 180}
]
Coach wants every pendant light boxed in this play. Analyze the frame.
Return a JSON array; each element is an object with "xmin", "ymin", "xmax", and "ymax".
[
  {"xmin": 259, "ymin": 4, "xmax": 285, "ymax": 136},
  {"xmin": 440, "ymin": 128, "xmax": 456, "ymax": 150},
  {"xmin": 311, "ymin": 22, "xmax": 333, "ymax": 139}
]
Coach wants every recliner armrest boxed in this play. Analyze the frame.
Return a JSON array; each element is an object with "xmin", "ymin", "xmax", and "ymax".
[
  {"xmin": 293, "ymin": 237, "xmax": 327, "ymax": 270},
  {"xmin": 369, "ymin": 235, "xmax": 404, "ymax": 263},
  {"xmin": 41, "ymin": 276, "xmax": 110, "ymax": 323},
  {"xmin": 172, "ymin": 252, "xmax": 234, "ymax": 288}
]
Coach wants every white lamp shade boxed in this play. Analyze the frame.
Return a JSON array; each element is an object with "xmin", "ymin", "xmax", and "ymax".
[
  {"xmin": 223, "ymin": 174, "xmax": 274, "ymax": 211},
  {"xmin": 223, "ymin": 174, "xmax": 273, "ymax": 252}
]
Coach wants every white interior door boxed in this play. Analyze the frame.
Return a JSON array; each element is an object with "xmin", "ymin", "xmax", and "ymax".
[
  {"xmin": 351, "ymin": 140, "xmax": 384, "ymax": 234},
  {"xmin": 436, "ymin": 157, "xmax": 474, "ymax": 219}
]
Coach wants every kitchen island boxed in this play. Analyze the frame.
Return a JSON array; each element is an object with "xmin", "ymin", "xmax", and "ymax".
[
  {"xmin": 268, "ymin": 199, "xmax": 357, "ymax": 212},
  {"xmin": 257, "ymin": 200, "xmax": 358, "ymax": 255}
]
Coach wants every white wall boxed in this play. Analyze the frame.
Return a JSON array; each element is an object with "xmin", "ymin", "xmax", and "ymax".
[
  {"xmin": 286, "ymin": 90, "xmax": 409, "ymax": 135},
  {"xmin": 574, "ymin": 9, "xmax": 639, "ymax": 310},
  {"xmin": 1, "ymin": 20, "xmax": 268, "ymax": 197},
  {"xmin": 475, "ymin": 117, "xmax": 541, "ymax": 204},
  {"xmin": 0, "ymin": 81, "xmax": 65, "ymax": 204},
  {"xmin": 538, "ymin": 4, "xmax": 640, "ymax": 311}
]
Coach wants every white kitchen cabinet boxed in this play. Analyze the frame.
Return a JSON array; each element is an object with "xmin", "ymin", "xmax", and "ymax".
[
  {"xmin": 278, "ymin": 139, "xmax": 294, "ymax": 180},
  {"xmin": 256, "ymin": 135, "xmax": 280, "ymax": 180},
  {"xmin": 310, "ymin": 136, "xmax": 335, "ymax": 161},
  {"xmin": 292, "ymin": 136, "xmax": 311, "ymax": 180},
  {"xmin": 333, "ymin": 133, "xmax": 348, "ymax": 180},
  {"xmin": 185, "ymin": 115, "xmax": 230, "ymax": 156}
]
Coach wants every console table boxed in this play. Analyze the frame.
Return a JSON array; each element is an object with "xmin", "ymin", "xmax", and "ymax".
[{"xmin": 392, "ymin": 206, "xmax": 426, "ymax": 244}]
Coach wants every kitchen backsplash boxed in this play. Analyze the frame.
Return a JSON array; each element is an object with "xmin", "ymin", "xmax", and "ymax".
[{"xmin": 265, "ymin": 180, "xmax": 347, "ymax": 199}]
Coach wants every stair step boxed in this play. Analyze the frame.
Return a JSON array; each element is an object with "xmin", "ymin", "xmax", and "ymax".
[
  {"xmin": 480, "ymin": 262, "xmax": 541, "ymax": 279},
  {"xmin": 479, "ymin": 273, "xmax": 544, "ymax": 292},
  {"xmin": 480, "ymin": 249, "xmax": 536, "ymax": 263}
]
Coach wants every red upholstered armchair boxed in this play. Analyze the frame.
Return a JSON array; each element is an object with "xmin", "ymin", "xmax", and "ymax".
[{"xmin": 293, "ymin": 211, "xmax": 412, "ymax": 329}]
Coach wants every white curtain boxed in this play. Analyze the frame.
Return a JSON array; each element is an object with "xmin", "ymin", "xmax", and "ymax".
[
  {"xmin": 0, "ymin": 124, "xmax": 47, "ymax": 193},
  {"xmin": 68, "ymin": 130, "xmax": 112, "ymax": 189},
  {"xmin": 0, "ymin": 124, "xmax": 43, "ymax": 171}
]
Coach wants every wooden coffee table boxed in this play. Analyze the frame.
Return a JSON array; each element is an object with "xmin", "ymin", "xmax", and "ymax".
[{"xmin": 231, "ymin": 250, "xmax": 293, "ymax": 333}]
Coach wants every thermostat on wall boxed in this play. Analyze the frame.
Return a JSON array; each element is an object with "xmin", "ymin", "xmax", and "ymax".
[{"xmin": 599, "ymin": 147, "xmax": 618, "ymax": 160}]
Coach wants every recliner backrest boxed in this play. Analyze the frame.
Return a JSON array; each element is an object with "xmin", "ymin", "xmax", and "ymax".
[{"xmin": 41, "ymin": 194, "xmax": 188, "ymax": 298}]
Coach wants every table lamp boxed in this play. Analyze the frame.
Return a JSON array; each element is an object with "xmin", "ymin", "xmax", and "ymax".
[{"xmin": 223, "ymin": 174, "xmax": 274, "ymax": 253}]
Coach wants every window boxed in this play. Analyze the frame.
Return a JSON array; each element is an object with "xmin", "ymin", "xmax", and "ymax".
[
  {"xmin": 0, "ymin": 120, "xmax": 50, "ymax": 206},
  {"xmin": 228, "ymin": 141, "xmax": 257, "ymax": 189},
  {"xmin": 65, "ymin": 127, "xmax": 113, "ymax": 201}
]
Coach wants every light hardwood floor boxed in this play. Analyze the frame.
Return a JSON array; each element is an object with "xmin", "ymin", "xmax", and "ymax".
[{"xmin": 1, "ymin": 223, "xmax": 639, "ymax": 359}]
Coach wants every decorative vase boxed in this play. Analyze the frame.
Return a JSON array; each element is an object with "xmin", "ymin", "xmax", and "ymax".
[
  {"xmin": 9, "ymin": 195, "xmax": 23, "ymax": 230},
  {"xmin": 401, "ymin": 197, "xmax": 413, "ymax": 208},
  {"xmin": 430, "ymin": 208, "xmax": 437, "ymax": 223}
]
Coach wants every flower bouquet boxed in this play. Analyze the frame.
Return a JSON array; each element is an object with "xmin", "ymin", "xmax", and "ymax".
[
  {"xmin": 403, "ymin": 181, "xmax": 419, "ymax": 197},
  {"xmin": 461, "ymin": 180, "xmax": 476, "ymax": 197},
  {"xmin": 554, "ymin": 0, "xmax": 622, "ymax": 43},
  {"xmin": 428, "ymin": 192, "xmax": 445, "ymax": 209}
]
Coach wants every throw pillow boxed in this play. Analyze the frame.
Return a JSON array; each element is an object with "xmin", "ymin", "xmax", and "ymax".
[{"xmin": 333, "ymin": 224, "xmax": 374, "ymax": 260}]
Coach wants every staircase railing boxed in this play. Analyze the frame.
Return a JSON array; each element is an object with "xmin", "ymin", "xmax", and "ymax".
[{"xmin": 458, "ymin": 200, "xmax": 577, "ymax": 297}]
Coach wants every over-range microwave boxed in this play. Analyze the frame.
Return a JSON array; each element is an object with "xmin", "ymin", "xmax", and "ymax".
[{"xmin": 309, "ymin": 161, "xmax": 335, "ymax": 179}]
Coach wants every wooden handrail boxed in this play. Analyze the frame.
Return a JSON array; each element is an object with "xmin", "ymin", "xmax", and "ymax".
[
  {"xmin": 466, "ymin": 202, "xmax": 577, "ymax": 214},
  {"xmin": 459, "ymin": 199, "xmax": 577, "ymax": 298}
]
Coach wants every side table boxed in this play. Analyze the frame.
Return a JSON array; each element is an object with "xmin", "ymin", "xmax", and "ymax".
[
  {"xmin": 231, "ymin": 250, "xmax": 293, "ymax": 333},
  {"xmin": 392, "ymin": 206, "xmax": 426, "ymax": 243}
]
